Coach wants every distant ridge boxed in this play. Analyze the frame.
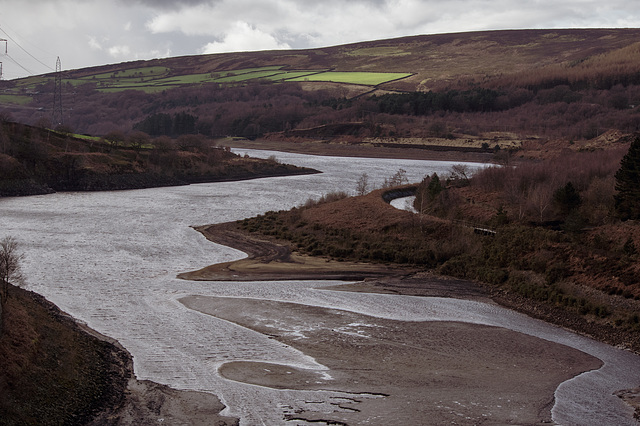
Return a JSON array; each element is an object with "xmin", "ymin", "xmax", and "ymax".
[
  {"xmin": 4, "ymin": 28, "xmax": 640, "ymax": 144},
  {"xmin": 38, "ymin": 28, "xmax": 640, "ymax": 91}
]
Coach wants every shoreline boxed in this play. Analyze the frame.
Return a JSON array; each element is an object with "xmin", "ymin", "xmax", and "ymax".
[
  {"xmin": 224, "ymin": 137, "xmax": 498, "ymax": 163},
  {"xmin": 182, "ymin": 295, "xmax": 601, "ymax": 425},
  {"xmin": 0, "ymin": 284, "xmax": 239, "ymax": 426},
  {"xmin": 178, "ymin": 220, "xmax": 639, "ymax": 424},
  {"xmin": 182, "ymin": 221, "xmax": 640, "ymax": 353},
  {"xmin": 178, "ymin": 222, "xmax": 408, "ymax": 282}
]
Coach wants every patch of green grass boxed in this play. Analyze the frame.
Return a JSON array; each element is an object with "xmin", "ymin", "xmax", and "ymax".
[
  {"xmin": 67, "ymin": 133, "xmax": 102, "ymax": 142},
  {"xmin": 213, "ymin": 66, "xmax": 283, "ymax": 77},
  {"xmin": 13, "ymin": 76, "xmax": 48, "ymax": 88},
  {"xmin": 269, "ymin": 71, "xmax": 324, "ymax": 80},
  {"xmin": 85, "ymin": 66, "xmax": 170, "ymax": 80},
  {"xmin": 213, "ymin": 71, "xmax": 283, "ymax": 83},
  {"xmin": 0, "ymin": 94, "xmax": 33, "ymax": 105},
  {"xmin": 151, "ymin": 73, "xmax": 215, "ymax": 85},
  {"xmin": 112, "ymin": 66, "xmax": 170, "ymax": 78},
  {"xmin": 287, "ymin": 71, "xmax": 413, "ymax": 85},
  {"xmin": 13, "ymin": 64, "xmax": 411, "ymax": 94}
]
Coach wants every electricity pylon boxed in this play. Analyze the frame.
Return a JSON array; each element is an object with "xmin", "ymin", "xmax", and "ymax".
[
  {"xmin": 52, "ymin": 56, "xmax": 63, "ymax": 126},
  {"xmin": 0, "ymin": 38, "xmax": 6, "ymax": 80}
]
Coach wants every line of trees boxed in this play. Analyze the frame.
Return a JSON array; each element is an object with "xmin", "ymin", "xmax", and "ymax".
[
  {"xmin": 615, "ymin": 136, "xmax": 640, "ymax": 220},
  {"xmin": 373, "ymin": 88, "xmax": 519, "ymax": 115},
  {"xmin": 133, "ymin": 112, "xmax": 198, "ymax": 136},
  {"xmin": 410, "ymin": 139, "xmax": 640, "ymax": 228}
]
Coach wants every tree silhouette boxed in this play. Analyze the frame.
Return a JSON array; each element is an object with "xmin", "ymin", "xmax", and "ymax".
[
  {"xmin": 553, "ymin": 181, "xmax": 582, "ymax": 216},
  {"xmin": 614, "ymin": 137, "xmax": 640, "ymax": 220},
  {"xmin": 0, "ymin": 236, "xmax": 24, "ymax": 330}
]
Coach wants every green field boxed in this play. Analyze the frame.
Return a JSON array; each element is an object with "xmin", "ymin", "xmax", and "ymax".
[
  {"xmin": 0, "ymin": 94, "xmax": 33, "ymax": 105},
  {"xmin": 286, "ymin": 71, "xmax": 413, "ymax": 85},
  {"xmin": 10, "ymin": 65, "xmax": 412, "ymax": 95}
]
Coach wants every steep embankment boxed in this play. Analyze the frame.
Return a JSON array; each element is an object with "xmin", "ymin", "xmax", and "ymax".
[{"xmin": 0, "ymin": 283, "xmax": 238, "ymax": 425}]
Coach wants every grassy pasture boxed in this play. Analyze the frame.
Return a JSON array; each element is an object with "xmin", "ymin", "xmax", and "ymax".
[
  {"xmin": 13, "ymin": 76, "xmax": 48, "ymax": 88},
  {"xmin": 153, "ymin": 73, "xmax": 216, "ymax": 85},
  {"xmin": 287, "ymin": 71, "xmax": 413, "ymax": 85},
  {"xmin": 213, "ymin": 70, "xmax": 285, "ymax": 83},
  {"xmin": 211, "ymin": 69, "xmax": 327, "ymax": 83},
  {"xmin": 212, "ymin": 66, "xmax": 283, "ymax": 76},
  {"xmin": 10, "ymin": 64, "xmax": 412, "ymax": 95},
  {"xmin": 268, "ymin": 71, "xmax": 327, "ymax": 81},
  {"xmin": 97, "ymin": 85, "xmax": 170, "ymax": 94},
  {"xmin": 85, "ymin": 66, "xmax": 170, "ymax": 80},
  {"xmin": 0, "ymin": 94, "xmax": 33, "ymax": 105}
]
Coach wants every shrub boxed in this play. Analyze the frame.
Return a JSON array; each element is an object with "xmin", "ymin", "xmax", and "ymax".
[{"xmin": 545, "ymin": 262, "xmax": 571, "ymax": 284}]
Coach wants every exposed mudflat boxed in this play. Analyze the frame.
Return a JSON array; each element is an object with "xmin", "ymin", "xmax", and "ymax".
[{"xmin": 182, "ymin": 296, "xmax": 601, "ymax": 425}]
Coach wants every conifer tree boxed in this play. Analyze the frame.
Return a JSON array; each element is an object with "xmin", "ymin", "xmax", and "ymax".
[
  {"xmin": 553, "ymin": 181, "xmax": 582, "ymax": 216},
  {"xmin": 614, "ymin": 137, "xmax": 640, "ymax": 220}
]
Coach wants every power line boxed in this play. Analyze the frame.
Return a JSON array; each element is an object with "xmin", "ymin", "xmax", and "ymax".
[
  {"xmin": 0, "ymin": 21, "xmax": 53, "ymax": 59},
  {"xmin": 0, "ymin": 26, "xmax": 54, "ymax": 72},
  {"xmin": 4, "ymin": 53, "xmax": 33, "ymax": 75}
]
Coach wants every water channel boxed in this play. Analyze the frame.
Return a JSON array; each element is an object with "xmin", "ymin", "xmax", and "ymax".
[{"xmin": 1, "ymin": 150, "xmax": 638, "ymax": 425}]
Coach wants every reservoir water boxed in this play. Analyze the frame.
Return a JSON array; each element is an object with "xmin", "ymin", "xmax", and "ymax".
[{"xmin": 1, "ymin": 150, "xmax": 638, "ymax": 425}]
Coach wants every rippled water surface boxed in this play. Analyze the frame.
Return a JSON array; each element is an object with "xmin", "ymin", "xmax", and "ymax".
[{"xmin": 1, "ymin": 150, "xmax": 638, "ymax": 425}]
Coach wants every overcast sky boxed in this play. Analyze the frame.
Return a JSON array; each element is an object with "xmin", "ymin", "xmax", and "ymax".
[{"xmin": 1, "ymin": 0, "xmax": 639, "ymax": 80}]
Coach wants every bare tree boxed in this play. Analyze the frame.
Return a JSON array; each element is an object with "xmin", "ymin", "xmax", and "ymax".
[
  {"xmin": 355, "ymin": 172, "xmax": 369, "ymax": 196},
  {"xmin": 383, "ymin": 168, "xmax": 408, "ymax": 188},
  {"xmin": 528, "ymin": 183, "xmax": 554, "ymax": 223},
  {"xmin": 0, "ymin": 236, "xmax": 24, "ymax": 308},
  {"xmin": 449, "ymin": 164, "xmax": 470, "ymax": 183}
]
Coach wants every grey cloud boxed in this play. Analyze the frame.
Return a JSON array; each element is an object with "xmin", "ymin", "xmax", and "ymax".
[{"xmin": 121, "ymin": 0, "xmax": 218, "ymax": 10}]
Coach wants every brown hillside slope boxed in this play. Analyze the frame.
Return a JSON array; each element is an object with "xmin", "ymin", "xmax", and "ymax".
[
  {"xmin": 39, "ymin": 28, "xmax": 640, "ymax": 91},
  {"xmin": 0, "ymin": 284, "xmax": 238, "ymax": 425}
]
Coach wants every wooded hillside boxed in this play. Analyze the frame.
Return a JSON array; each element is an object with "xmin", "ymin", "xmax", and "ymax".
[{"xmin": 0, "ymin": 121, "xmax": 317, "ymax": 197}]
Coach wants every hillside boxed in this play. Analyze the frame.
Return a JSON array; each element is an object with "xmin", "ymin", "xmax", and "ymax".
[
  {"xmin": 1, "ymin": 28, "xmax": 640, "ymax": 150},
  {"xmin": 13, "ymin": 28, "xmax": 640, "ymax": 91},
  {"xmin": 0, "ymin": 283, "xmax": 238, "ymax": 425},
  {"xmin": 0, "ymin": 121, "xmax": 317, "ymax": 197}
]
